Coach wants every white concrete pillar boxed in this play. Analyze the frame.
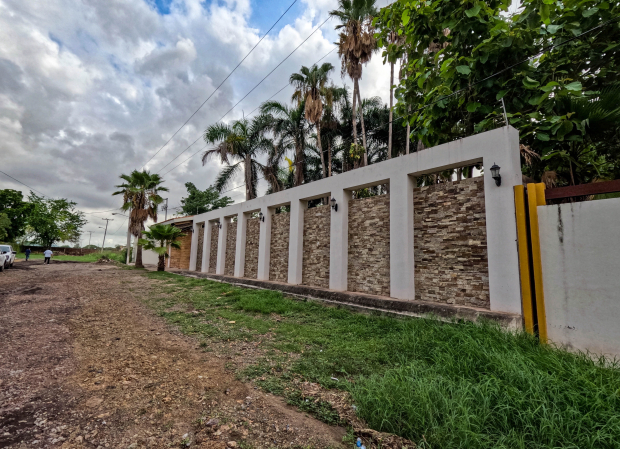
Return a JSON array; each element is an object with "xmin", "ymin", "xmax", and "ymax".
[
  {"xmin": 287, "ymin": 200, "xmax": 306, "ymax": 285},
  {"xmin": 234, "ymin": 212, "xmax": 248, "ymax": 278},
  {"xmin": 189, "ymin": 222, "xmax": 199, "ymax": 271},
  {"xmin": 484, "ymin": 126, "xmax": 523, "ymax": 314},
  {"xmin": 257, "ymin": 206, "xmax": 272, "ymax": 281},
  {"xmin": 167, "ymin": 243, "xmax": 171, "ymax": 268},
  {"xmin": 329, "ymin": 190, "xmax": 352, "ymax": 291},
  {"xmin": 390, "ymin": 174, "xmax": 416, "ymax": 300},
  {"xmin": 215, "ymin": 218, "xmax": 228, "ymax": 275},
  {"xmin": 202, "ymin": 221, "xmax": 212, "ymax": 272}
]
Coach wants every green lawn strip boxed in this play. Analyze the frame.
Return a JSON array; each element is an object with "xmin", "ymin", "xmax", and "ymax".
[
  {"xmin": 143, "ymin": 271, "xmax": 620, "ymax": 449},
  {"xmin": 16, "ymin": 251, "xmax": 125, "ymax": 263}
]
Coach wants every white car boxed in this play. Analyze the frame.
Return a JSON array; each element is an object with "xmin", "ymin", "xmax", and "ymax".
[
  {"xmin": 0, "ymin": 252, "xmax": 6, "ymax": 272},
  {"xmin": 0, "ymin": 244, "xmax": 16, "ymax": 268}
]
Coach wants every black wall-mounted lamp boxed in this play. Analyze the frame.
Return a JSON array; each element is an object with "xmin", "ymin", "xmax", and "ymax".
[
  {"xmin": 201, "ymin": 223, "xmax": 205, "ymax": 229},
  {"xmin": 330, "ymin": 197, "xmax": 338, "ymax": 212},
  {"xmin": 259, "ymin": 212, "xmax": 265, "ymax": 222},
  {"xmin": 217, "ymin": 222, "xmax": 222, "ymax": 229},
  {"xmin": 490, "ymin": 163, "xmax": 501, "ymax": 186}
]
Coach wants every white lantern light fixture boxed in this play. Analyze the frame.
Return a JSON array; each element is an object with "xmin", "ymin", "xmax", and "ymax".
[{"xmin": 490, "ymin": 163, "xmax": 501, "ymax": 186}]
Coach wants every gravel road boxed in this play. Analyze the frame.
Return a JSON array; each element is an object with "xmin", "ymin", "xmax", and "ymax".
[{"xmin": 0, "ymin": 262, "xmax": 346, "ymax": 449}]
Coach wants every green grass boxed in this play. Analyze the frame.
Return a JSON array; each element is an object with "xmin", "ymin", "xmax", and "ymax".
[
  {"xmin": 16, "ymin": 251, "xmax": 126, "ymax": 263},
  {"xmin": 144, "ymin": 271, "xmax": 620, "ymax": 449}
]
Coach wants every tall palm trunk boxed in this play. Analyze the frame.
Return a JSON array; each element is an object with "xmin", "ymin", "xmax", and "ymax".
[
  {"xmin": 245, "ymin": 155, "xmax": 252, "ymax": 201},
  {"xmin": 328, "ymin": 140, "xmax": 332, "ymax": 177},
  {"xmin": 294, "ymin": 142, "xmax": 304, "ymax": 186},
  {"xmin": 317, "ymin": 123, "xmax": 326, "ymax": 178},
  {"xmin": 355, "ymin": 79, "xmax": 368, "ymax": 166},
  {"xmin": 351, "ymin": 81, "xmax": 359, "ymax": 148},
  {"xmin": 388, "ymin": 61, "xmax": 394, "ymax": 159},
  {"xmin": 157, "ymin": 254, "xmax": 165, "ymax": 271},
  {"xmin": 135, "ymin": 229, "xmax": 144, "ymax": 268}
]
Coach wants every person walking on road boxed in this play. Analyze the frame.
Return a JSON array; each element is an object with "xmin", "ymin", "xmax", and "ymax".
[
  {"xmin": 43, "ymin": 248, "xmax": 53, "ymax": 264},
  {"xmin": 25, "ymin": 248, "xmax": 31, "ymax": 261}
]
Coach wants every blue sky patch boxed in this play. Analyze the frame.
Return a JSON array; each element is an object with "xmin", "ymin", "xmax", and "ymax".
[{"xmin": 147, "ymin": 0, "xmax": 174, "ymax": 15}]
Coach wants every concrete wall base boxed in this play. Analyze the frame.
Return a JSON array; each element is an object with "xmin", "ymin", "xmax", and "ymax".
[{"xmin": 171, "ymin": 270, "xmax": 523, "ymax": 330}]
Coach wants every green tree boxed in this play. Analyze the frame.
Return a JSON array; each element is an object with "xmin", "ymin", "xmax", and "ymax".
[
  {"xmin": 25, "ymin": 193, "xmax": 86, "ymax": 247},
  {"xmin": 290, "ymin": 63, "xmax": 335, "ymax": 178},
  {"xmin": 138, "ymin": 224, "xmax": 185, "ymax": 272},
  {"xmin": 0, "ymin": 189, "xmax": 33, "ymax": 242},
  {"xmin": 330, "ymin": 0, "xmax": 378, "ymax": 166},
  {"xmin": 180, "ymin": 182, "xmax": 234, "ymax": 216},
  {"xmin": 113, "ymin": 170, "xmax": 168, "ymax": 268},
  {"xmin": 261, "ymin": 100, "xmax": 311, "ymax": 187},
  {"xmin": 374, "ymin": 0, "xmax": 620, "ymax": 186},
  {"xmin": 202, "ymin": 116, "xmax": 273, "ymax": 201},
  {"xmin": 0, "ymin": 213, "xmax": 10, "ymax": 241}
]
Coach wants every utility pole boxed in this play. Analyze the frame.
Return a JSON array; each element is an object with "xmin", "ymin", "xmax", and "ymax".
[
  {"xmin": 101, "ymin": 218, "xmax": 113, "ymax": 253},
  {"xmin": 163, "ymin": 198, "xmax": 168, "ymax": 221},
  {"xmin": 87, "ymin": 231, "xmax": 93, "ymax": 247}
]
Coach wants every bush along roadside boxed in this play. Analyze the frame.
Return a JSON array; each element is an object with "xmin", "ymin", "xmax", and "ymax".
[{"xmin": 143, "ymin": 271, "xmax": 620, "ymax": 449}]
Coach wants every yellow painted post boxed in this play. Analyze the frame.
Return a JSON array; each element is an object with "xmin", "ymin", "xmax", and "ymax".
[
  {"xmin": 527, "ymin": 183, "xmax": 548, "ymax": 343},
  {"xmin": 514, "ymin": 186, "xmax": 534, "ymax": 334}
]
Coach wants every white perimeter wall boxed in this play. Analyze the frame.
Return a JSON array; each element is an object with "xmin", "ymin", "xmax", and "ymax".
[
  {"xmin": 539, "ymin": 197, "xmax": 620, "ymax": 358},
  {"xmin": 189, "ymin": 126, "xmax": 524, "ymax": 315},
  {"xmin": 141, "ymin": 249, "xmax": 160, "ymax": 265}
]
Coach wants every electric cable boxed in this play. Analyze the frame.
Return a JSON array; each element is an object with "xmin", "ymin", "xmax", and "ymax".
[
  {"xmin": 140, "ymin": 0, "xmax": 299, "ymax": 170},
  {"xmin": 154, "ymin": 15, "xmax": 333, "ymax": 174},
  {"xmin": 159, "ymin": 45, "xmax": 337, "ymax": 177}
]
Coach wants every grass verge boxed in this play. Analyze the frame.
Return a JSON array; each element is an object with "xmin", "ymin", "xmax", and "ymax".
[{"xmin": 144, "ymin": 271, "xmax": 620, "ymax": 449}]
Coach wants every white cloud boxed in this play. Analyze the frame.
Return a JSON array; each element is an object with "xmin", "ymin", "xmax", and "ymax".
[{"xmin": 0, "ymin": 0, "xmax": 394, "ymax": 245}]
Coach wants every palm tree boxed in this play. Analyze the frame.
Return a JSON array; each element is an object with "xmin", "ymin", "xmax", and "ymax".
[
  {"xmin": 138, "ymin": 224, "xmax": 185, "ymax": 272},
  {"xmin": 330, "ymin": 0, "xmax": 377, "ymax": 166},
  {"xmin": 320, "ymin": 85, "xmax": 348, "ymax": 176},
  {"xmin": 202, "ymin": 115, "xmax": 272, "ymax": 201},
  {"xmin": 113, "ymin": 170, "xmax": 168, "ymax": 269},
  {"xmin": 290, "ymin": 63, "xmax": 335, "ymax": 178},
  {"xmin": 261, "ymin": 100, "xmax": 310, "ymax": 187}
]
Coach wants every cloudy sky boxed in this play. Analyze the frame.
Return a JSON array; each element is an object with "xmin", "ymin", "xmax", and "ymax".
[{"xmin": 0, "ymin": 0, "xmax": 394, "ymax": 246}]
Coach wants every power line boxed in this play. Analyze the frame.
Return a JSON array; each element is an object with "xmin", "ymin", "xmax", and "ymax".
[
  {"xmin": 140, "ymin": 0, "xmax": 299, "ymax": 170},
  {"xmin": 0, "ymin": 170, "xmax": 48, "ymax": 197},
  {"xmin": 155, "ymin": 15, "xmax": 333, "ymax": 174},
  {"xmin": 159, "ymin": 45, "xmax": 338, "ymax": 177}
]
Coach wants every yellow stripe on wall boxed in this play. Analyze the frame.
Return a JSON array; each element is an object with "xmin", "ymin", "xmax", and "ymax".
[
  {"xmin": 514, "ymin": 186, "xmax": 535, "ymax": 334},
  {"xmin": 527, "ymin": 183, "xmax": 548, "ymax": 343}
]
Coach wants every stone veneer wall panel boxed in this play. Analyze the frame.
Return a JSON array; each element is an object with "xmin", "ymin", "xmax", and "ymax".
[
  {"xmin": 269, "ymin": 212, "xmax": 290, "ymax": 282},
  {"xmin": 244, "ymin": 218, "xmax": 260, "ymax": 279},
  {"xmin": 169, "ymin": 233, "xmax": 192, "ymax": 270},
  {"xmin": 195, "ymin": 222, "xmax": 204, "ymax": 271},
  {"xmin": 348, "ymin": 195, "xmax": 390, "ymax": 296},
  {"xmin": 413, "ymin": 177, "xmax": 489, "ymax": 308},
  {"xmin": 225, "ymin": 222, "xmax": 237, "ymax": 277},
  {"xmin": 302, "ymin": 205, "xmax": 330, "ymax": 289},
  {"xmin": 208, "ymin": 226, "xmax": 219, "ymax": 273}
]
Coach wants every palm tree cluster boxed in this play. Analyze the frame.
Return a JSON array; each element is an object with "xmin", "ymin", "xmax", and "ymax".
[
  {"xmin": 200, "ymin": 0, "xmax": 419, "ymax": 201},
  {"xmin": 113, "ymin": 170, "xmax": 168, "ymax": 268}
]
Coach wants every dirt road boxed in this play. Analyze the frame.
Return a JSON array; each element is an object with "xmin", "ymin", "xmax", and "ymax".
[{"xmin": 0, "ymin": 262, "xmax": 346, "ymax": 449}]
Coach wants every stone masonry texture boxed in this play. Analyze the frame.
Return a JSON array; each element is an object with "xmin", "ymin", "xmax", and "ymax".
[
  {"xmin": 208, "ymin": 225, "xmax": 218, "ymax": 273},
  {"xmin": 169, "ymin": 232, "xmax": 192, "ymax": 270},
  {"xmin": 195, "ymin": 222, "xmax": 204, "ymax": 271},
  {"xmin": 269, "ymin": 212, "xmax": 290, "ymax": 283},
  {"xmin": 413, "ymin": 177, "xmax": 490, "ymax": 308},
  {"xmin": 348, "ymin": 194, "xmax": 390, "ymax": 296},
  {"xmin": 244, "ymin": 218, "xmax": 260, "ymax": 279},
  {"xmin": 225, "ymin": 222, "xmax": 237, "ymax": 277},
  {"xmin": 302, "ymin": 205, "xmax": 330, "ymax": 289}
]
